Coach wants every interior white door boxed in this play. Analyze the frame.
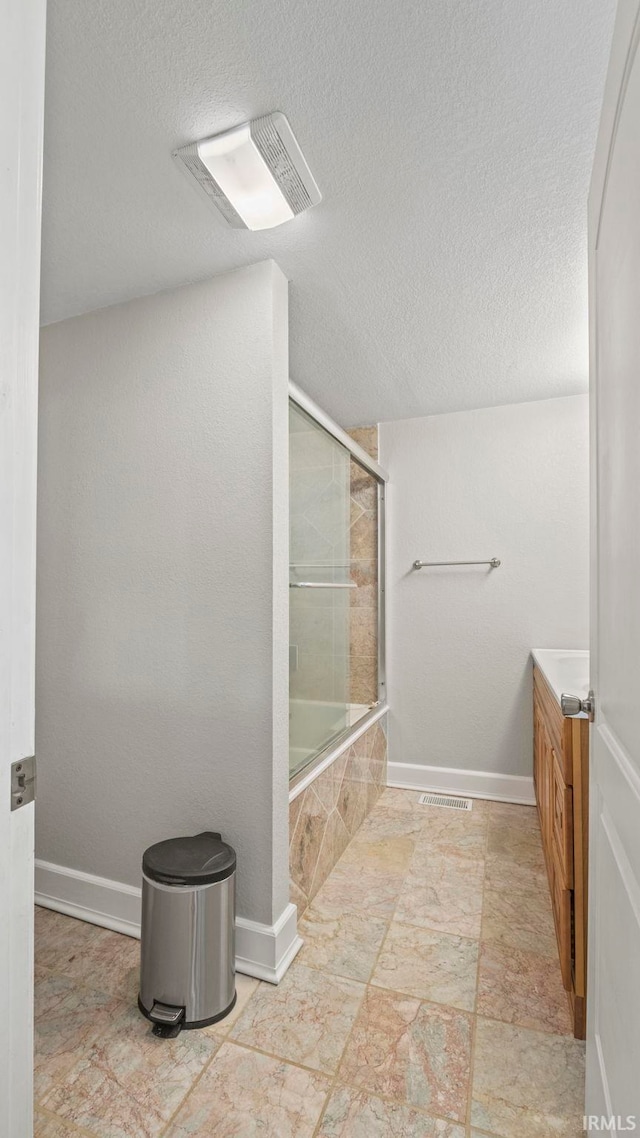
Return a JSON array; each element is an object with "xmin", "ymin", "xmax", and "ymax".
[
  {"xmin": 0, "ymin": 0, "xmax": 46, "ymax": 1134},
  {"xmin": 587, "ymin": 0, "xmax": 640, "ymax": 1125}
]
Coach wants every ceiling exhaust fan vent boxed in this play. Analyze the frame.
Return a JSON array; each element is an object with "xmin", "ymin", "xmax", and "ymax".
[
  {"xmin": 173, "ymin": 112, "xmax": 321, "ymax": 231},
  {"xmin": 251, "ymin": 114, "xmax": 314, "ymax": 213}
]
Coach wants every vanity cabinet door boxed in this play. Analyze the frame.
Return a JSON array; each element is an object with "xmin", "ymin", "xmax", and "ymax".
[
  {"xmin": 533, "ymin": 668, "xmax": 573, "ymax": 784},
  {"xmin": 533, "ymin": 705, "xmax": 543, "ymax": 802},
  {"xmin": 532, "ymin": 663, "xmax": 588, "ymax": 1036},
  {"xmin": 535, "ymin": 708, "xmax": 554, "ymax": 853},
  {"xmin": 549, "ymin": 845, "xmax": 573, "ymax": 991},
  {"xmin": 551, "ymin": 758, "xmax": 574, "ymax": 889}
]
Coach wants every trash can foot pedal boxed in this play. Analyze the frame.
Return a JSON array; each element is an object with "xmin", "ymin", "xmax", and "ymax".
[
  {"xmin": 148, "ymin": 1001, "xmax": 185, "ymax": 1038},
  {"xmin": 152, "ymin": 1021, "xmax": 182, "ymax": 1038}
]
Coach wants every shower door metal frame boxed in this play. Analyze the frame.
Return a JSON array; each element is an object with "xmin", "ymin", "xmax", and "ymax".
[
  {"xmin": 288, "ymin": 381, "xmax": 388, "ymax": 790},
  {"xmin": 289, "ymin": 382, "xmax": 388, "ymax": 484}
]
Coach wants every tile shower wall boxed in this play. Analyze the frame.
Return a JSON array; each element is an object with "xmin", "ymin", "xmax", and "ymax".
[
  {"xmin": 347, "ymin": 427, "xmax": 378, "ymax": 705},
  {"xmin": 289, "ymin": 715, "xmax": 387, "ymax": 913}
]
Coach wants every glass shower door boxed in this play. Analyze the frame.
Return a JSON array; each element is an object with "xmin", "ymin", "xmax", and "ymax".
[{"xmin": 289, "ymin": 403, "xmax": 351, "ymax": 776}]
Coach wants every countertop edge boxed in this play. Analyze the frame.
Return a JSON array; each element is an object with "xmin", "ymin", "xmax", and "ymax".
[{"xmin": 531, "ymin": 648, "xmax": 590, "ymax": 720}]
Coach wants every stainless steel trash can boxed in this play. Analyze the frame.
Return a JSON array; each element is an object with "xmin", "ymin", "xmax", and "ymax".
[{"xmin": 138, "ymin": 831, "xmax": 236, "ymax": 1036}]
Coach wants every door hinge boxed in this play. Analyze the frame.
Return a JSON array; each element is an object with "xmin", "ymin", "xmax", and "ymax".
[{"xmin": 11, "ymin": 755, "xmax": 36, "ymax": 811}]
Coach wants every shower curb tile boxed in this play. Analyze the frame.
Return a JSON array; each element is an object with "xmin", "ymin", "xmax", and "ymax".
[
  {"xmin": 290, "ymin": 877, "xmax": 309, "ymax": 917},
  {"xmin": 290, "ymin": 785, "xmax": 328, "ymax": 900},
  {"xmin": 309, "ymin": 809, "xmax": 348, "ymax": 901},
  {"xmin": 290, "ymin": 793, "xmax": 306, "ymax": 843},
  {"xmin": 289, "ymin": 716, "xmax": 388, "ymax": 907}
]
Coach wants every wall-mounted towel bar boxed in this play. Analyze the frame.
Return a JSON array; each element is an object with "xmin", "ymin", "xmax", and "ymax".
[
  {"xmin": 289, "ymin": 581, "xmax": 357, "ymax": 589},
  {"xmin": 413, "ymin": 557, "xmax": 501, "ymax": 570}
]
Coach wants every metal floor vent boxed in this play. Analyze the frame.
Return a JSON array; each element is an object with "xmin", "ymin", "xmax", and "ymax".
[{"xmin": 418, "ymin": 793, "xmax": 473, "ymax": 811}]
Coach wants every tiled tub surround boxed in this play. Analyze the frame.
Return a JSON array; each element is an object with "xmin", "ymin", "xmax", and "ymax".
[
  {"xmin": 290, "ymin": 715, "xmax": 388, "ymax": 914},
  {"xmin": 34, "ymin": 792, "xmax": 584, "ymax": 1137},
  {"xmin": 347, "ymin": 426, "xmax": 379, "ymax": 706}
]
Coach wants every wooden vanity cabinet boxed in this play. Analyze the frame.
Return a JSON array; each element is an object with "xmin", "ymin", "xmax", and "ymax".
[{"xmin": 533, "ymin": 664, "xmax": 589, "ymax": 1039}]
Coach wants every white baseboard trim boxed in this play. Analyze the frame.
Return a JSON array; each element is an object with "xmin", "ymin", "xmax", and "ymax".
[
  {"xmin": 34, "ymin": 859, "xmax": 302, "ymax": 985},
  {"xmin": 35, "ymin": 860, "xmax": 141, "ymax": 938},
  {"xmin": 386, "ymin": 762, "xmax": 536, "ymax": 806},
  {"xmin": 234, "ymin": 902, "xmax": 303, "ymax": 985}
]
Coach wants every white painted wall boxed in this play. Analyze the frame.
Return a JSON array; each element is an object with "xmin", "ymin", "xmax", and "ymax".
[
  {"xmin": 36, "ymin": 262, "xmax": 290, "ymax": 928},
  {"xmin": 380, "ymin": 395, "xmax": 589, "ymax": 785}
]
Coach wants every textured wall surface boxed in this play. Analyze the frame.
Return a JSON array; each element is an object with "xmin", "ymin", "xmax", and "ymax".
[
  {"xmin": 289, "ymin": 716, "xmax": 388, "ymax": 914},
  {"xmin": 380, "ymin": 396, "xmax": 589, "ymax": 778},
  {"xmin": 36, "ymin": 263, "xmax": 290, "ymax": 926},
  {"xmin": 41, "ymin": 0, "xmax": 615, "ymax": 424}
]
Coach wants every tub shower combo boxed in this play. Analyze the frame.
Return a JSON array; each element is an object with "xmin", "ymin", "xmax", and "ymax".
[{"xmin": 288, "ymin": 383, "xmax": 388, "ymax": 912}]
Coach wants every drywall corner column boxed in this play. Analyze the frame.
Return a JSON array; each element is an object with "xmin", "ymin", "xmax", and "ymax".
[
  {"xmin": 269, "ymin": 263, "xmax": 291, "ymax": 924},
  {"xmin": 36, "ymin": 261, "xmax": 290, "ymax": 931}
]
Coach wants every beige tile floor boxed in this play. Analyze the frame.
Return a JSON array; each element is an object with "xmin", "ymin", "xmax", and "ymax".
[{"xmin": 34, "ymin": 791, "xmax": 585, "ymax": 1137}]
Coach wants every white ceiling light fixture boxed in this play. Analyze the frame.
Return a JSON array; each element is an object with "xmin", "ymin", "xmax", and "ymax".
[{"xmin": 173, "ymin": 112, "xmax": 321, "ymax": 231}]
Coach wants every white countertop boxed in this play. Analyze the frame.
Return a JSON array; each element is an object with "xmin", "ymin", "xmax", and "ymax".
[{"xmin": 531, "ymin": 648, "xmax": 590, "ymax": 717}]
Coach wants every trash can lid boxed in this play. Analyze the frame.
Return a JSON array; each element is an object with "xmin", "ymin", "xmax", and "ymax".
[{"xmin": 142, "ymin": 831, "xmax": 236, "ymax": 886}]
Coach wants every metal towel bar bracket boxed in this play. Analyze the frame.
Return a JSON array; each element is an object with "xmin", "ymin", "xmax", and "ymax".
[{"xmin": 413, "ymin": 557, "xmax": 501, "ymax": 570}]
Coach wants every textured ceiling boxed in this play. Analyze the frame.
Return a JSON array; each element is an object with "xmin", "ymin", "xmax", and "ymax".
[{"xmin": 41, "ymin": 0, "xmax": 615, "ymax": 425}]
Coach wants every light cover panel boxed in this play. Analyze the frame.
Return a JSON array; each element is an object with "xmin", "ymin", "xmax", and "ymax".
[{"xmin": 173, "ymin": 113, "xmax": 321, "ymax": 231}]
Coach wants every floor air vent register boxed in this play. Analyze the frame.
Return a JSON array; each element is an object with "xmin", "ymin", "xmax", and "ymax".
[{"xmin": 417, "ymin": 793, "xmax": 473, "ymax": 811}]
